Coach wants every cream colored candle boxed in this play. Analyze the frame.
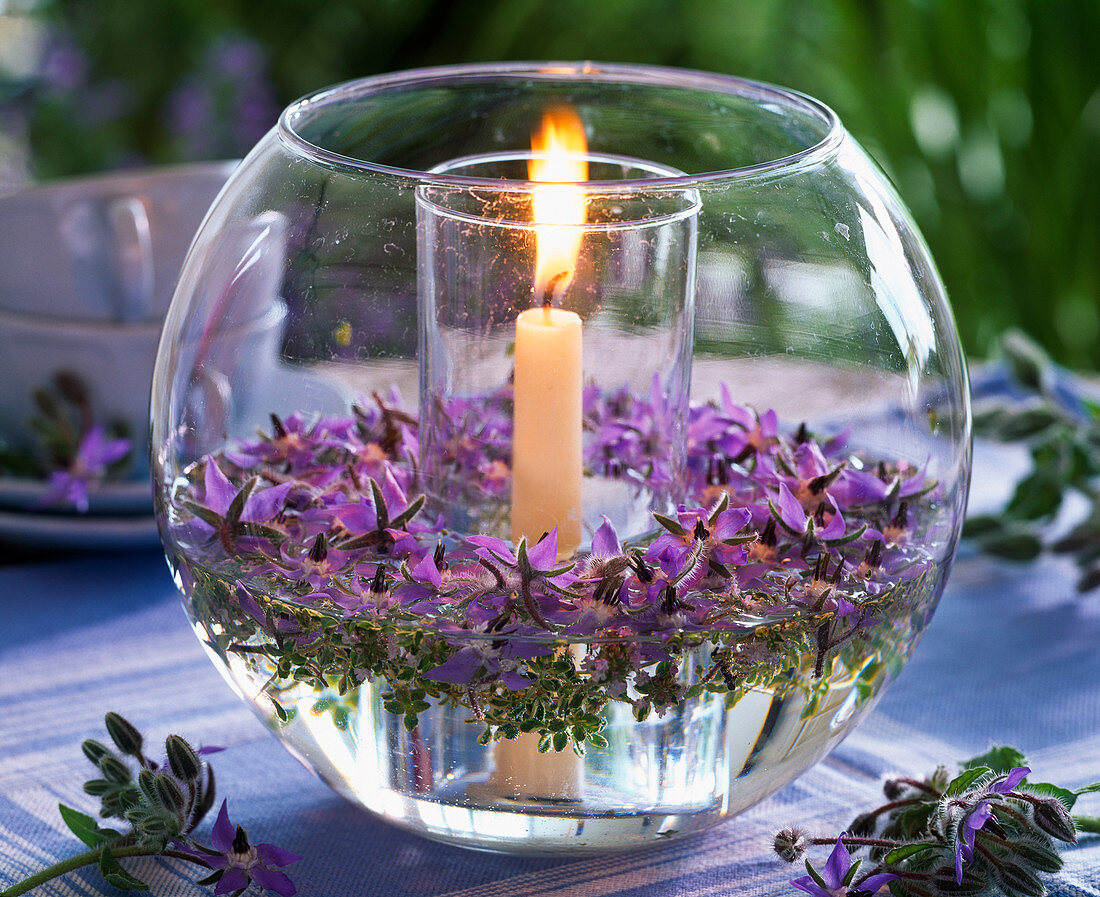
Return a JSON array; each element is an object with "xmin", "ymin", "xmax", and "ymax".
[
  {"xmin": 510, "ymin": 305, "xmax": 583, "ymax": 554},
  {"xmin": 486, "ymin": 731, "xmax": 584, "ymax": 801},
  {"xmin": 484, "ymin": 105, "xmax": 586, "ymax": 804}
]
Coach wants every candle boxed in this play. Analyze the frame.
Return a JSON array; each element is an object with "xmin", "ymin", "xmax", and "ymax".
[
  {"xmin": 510, "ymin": 305, "xmax": 583, "ymax": 552},
  {"xmin": 509, "ymin": 105, "xmax": 588, "ymax": 556},
  {"xmin": 490, "ymin": 107, "xmax": 587, "ymax": 802}
]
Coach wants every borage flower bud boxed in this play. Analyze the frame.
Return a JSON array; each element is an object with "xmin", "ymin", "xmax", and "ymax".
[
  {"xmin": 154, "ymin": 773, "xmax": 187, "ymax": 815},
  {"xmin": 1011, "ymin": 837, "xmax": 1064, "ymax": 874},
  {"xmin": 882, "ymin": 777, "xmax": 905, "ymax": 800},
  {"xmin": 1031, "ymin": 798, "xmax": 1077, "ymax": 843},
  {"xmin": 99, "ymin": 755, "xmax": 132, "ymax": 785},
  {"xmin": 929, "ymin": 865, "xmax": 986, "ymax": 896},
  {"xmin": 773, "ymin": 826, "xmax": 808, "ymax": 863},
  {"xmin": 137, "ymin": 768, "xmax": 159, "ymax": 805},
  {"xmin": 81, "ymin": 739, "xmax": 112, "ymax": 766},
  {"xmin": 994, "ymin": 859, "xmax": 1046, "ymax": 897},
  {"xmin": 165, "ymin": 734, "xmax": 203, "ymax": 782},
  {"xmin": 83, "ymin": 778, "xmax": 112, "ymax": 796},
  {"xmin": 848, "ymin": 811, "xmax": 876, "ymax": 836},
  {"xmin": 104, "ymin": 712, "xmax": 144, "ymax": 757}
]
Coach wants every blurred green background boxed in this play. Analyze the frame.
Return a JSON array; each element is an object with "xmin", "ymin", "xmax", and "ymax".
[{"xmin": 1, "ymin": 0, "xmax": 1097, "ymax": 369}]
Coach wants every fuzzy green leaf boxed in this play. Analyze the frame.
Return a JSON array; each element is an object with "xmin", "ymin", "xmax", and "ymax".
[
  {"xmin": 962, "ymin": 745, "xmax": 1028, "ymax": 773},
  {"xmin": 884, "ymin": 841, "xmax": 939, "ymax": 865},
  {"xmin": 975, "ymin": 530, "xmax": 1044, "ymax": 561},
  {"xmin": 945, "ymin": 766, "xmax": 990, "ymax": 796},
  {"xmin": 1024, "ymin": 781, "xmax": 1077, "ymax": 809},
  {"xmin": 1073, "ymin": 815, "xmax": 1100, "ymax": 834},
  {"xmin": 98, "ymin": 847, "xmax": 149, "ymax": 891},
  {"xmin": 58, "ymin": 804, "xmax": 120, "ymax": 848},
  {"xmin": 226, "ymin": 476, "xmax": 258, "ymax": 526}
]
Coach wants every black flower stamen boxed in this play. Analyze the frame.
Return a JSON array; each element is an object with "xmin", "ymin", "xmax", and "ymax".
[{"xmin": 307, "ymin": 533, "xmax": 327, "ymax": 564}]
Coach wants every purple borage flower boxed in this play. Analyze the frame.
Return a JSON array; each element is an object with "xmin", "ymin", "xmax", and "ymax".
[
  {"xmin": 174, "ymin": 384, "xmax": 939, "ymax": 656},
  {"xmin": 648, "ymin": 503, "xmax": 753, "ymax": 591},
  {"xmin": 791, "ymin": 835, "xmax": 897, "ymax": 897},
  {"xmin": 200, "ymin": 461, "xmax": 294, "ymax": 525},
  {"xmin": 769, "ymin": 482, "xmax": 866, "ymax": 549},
  {"xmin": 181, "ymin": 800, "xmax": 301, "ymax": 896},
  {"xmin": 954, "ymin": 766, "xmax": 1031, "ymax": 883},
  {"xmin": 225, "ymin": 412, "xmax": 353, "ymax": 470},
  {"xmin": 39, "ymin": 425, "xmax": 130, "ymax": 513}
]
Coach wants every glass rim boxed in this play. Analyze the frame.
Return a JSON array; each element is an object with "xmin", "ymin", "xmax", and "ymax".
[
  {"xmin": 278, "ymin": 61, "xmax": 845, "ymax": 189},
  {"xmin": 415, "ymin": 149, "xmax": 703, "ymax": 230}
]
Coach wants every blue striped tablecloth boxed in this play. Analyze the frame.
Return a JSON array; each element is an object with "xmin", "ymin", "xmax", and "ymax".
[{"xmin": 2, "ymin": 440, "xmax": 1099, "ymax": 897}]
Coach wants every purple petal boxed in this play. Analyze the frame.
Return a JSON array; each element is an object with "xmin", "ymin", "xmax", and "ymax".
[
  {"xmin": 759, "ymin": 408, "xmax": 778, "ymax": 437},
  {"xmin": 818, "ymin": 509, "xmax": 847, "ymax": 541},
  {"xmin": 501, "ymin": 669, "xmax": 534, "ymax": 690},
  {"xmin": 236, "ymin": 581, "xmax": 265, "ymax": 622},
  {"xmin": 861, "ymin": 872, "xmax": 899, "ymax": 893},
  {"xmin": 76, "ymin": 426, "xmax": 106, "ymax": 465},
  {"xmin": 898, "ymin": 466, "xmax": 928, "ymax": 497},
  {"xmin": 822, "ymin": 835, "xmax": 852, "ymax": 889},
  {"xmin": 101, "ymin": 438, "xmax": 132, "ymax": 466},
  {"xmin": 714, "ymin": 507, "xmax": 752, "ymax": 541},
  {"xmin": 214, "ymin": 867, "xmax": 249, "ymax": 895},
  {"xmin": 241, "ymin": 481, "xmax": 293, "ymax": 523},
  {"xmin": 334, "ymin": 501, "xmax": 377, "ymax": 534},
  {"xmin": 591, "ymin": 516, "xmax": 622, "ymax": 556},
  {"xmin": 210, "ymin": 799, "xmax": 234, "ymax": 853},
  {"xmin": 525, "ymin": 528, "xmax": 559, "ymax": 570},
  {"xmin": 789, "ymin": 874, "xmax": 830, "ymax": 897},
  {"xmin": 412, "ymin": 554, "xmax": 442, "ymax": 589},
  {"xmin": 718, "ymin": 383, "xmax": 754, "ymax": 429},
  {"xmin": 425, "ymin": 648, "xmax": 484, "ymax": 684},
  {"xmin": 834, "ymin": 595, "xmax": 858, "ymax": 618},
  {"xmin": 197, "ymin": 745, "xmax": 225, "ymax": 756},
  {"xmin": 379, "ymin": 467, "xmax": 408, "ymax": 515},
  {"xmin": 992, "ymin": 766, "xmax": 1030, "ymax": 793},
  {"xmin": 794, "ymin": 442, "xmax": 829, "ymax": 479},
  {"xmin": 251, "ymin": 866, "xmax": 297, "ymax": 897},
  {"xmin": 203, "ymin": 461, "xmax": 236, "ymax": 517},
  {"xmin": 39, "ymin": 470, "xmax": 89, "ymax": 513},
  {"xmin": 256, "ymin": 842, "xmax": 303, "ymax": 868},
  {"xmin": 467, "ymin": 534, "xmax": 517, "ymax": 565},
  {"xmin": 776, "ymin": 483, "xmax": 807, "ymax": 532},
  {"xmin": 963, "ymin": 800, "xmax": 994, "ymax": 847},
  {"xmin": 834, "ymin": 470, "xmax": 888, "ymax": 506}
]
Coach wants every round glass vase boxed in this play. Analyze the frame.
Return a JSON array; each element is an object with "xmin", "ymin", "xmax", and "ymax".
[{"xmin": 152, "ymin": 62, "xmax": 971, "ymax": 855}]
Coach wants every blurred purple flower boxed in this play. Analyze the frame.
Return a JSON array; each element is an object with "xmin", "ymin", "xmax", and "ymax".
[
  {"xmin": 38, "ymin": 425, "xmax": 130, "ymax": 513},
  {"xmin": 165, "ymin": 35, "xmax": 280, "ymax": 159}
]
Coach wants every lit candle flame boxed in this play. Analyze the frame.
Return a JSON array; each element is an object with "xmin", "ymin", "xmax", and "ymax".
[{"xmin": 529, "ymin": 106, "xmax": 588, "ymax": 303}]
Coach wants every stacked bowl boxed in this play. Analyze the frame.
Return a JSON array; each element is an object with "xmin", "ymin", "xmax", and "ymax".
[{"xmin": 0, "ymin": 162, "xmax": 235, "ymax": 549}]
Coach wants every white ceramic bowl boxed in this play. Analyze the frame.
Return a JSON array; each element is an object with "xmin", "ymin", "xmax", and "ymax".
[{"xmin": 0, "ymin": 162, "xmax": 236, "ymax": 514}]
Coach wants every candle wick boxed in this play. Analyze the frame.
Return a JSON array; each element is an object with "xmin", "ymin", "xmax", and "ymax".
[{"xmin": 541, "ymin": 270, "xmax": 570, "ymax": 309}]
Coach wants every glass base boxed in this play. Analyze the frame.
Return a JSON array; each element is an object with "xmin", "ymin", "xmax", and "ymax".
[{"xmin": 191, "ymin": 603, "xmax": 894, "ymax": 854}]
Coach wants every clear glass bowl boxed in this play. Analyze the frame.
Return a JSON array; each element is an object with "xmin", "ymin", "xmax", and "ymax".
[{"xmin": 152, "ymin": 62, "xmax": 971, "ymax": 854}]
